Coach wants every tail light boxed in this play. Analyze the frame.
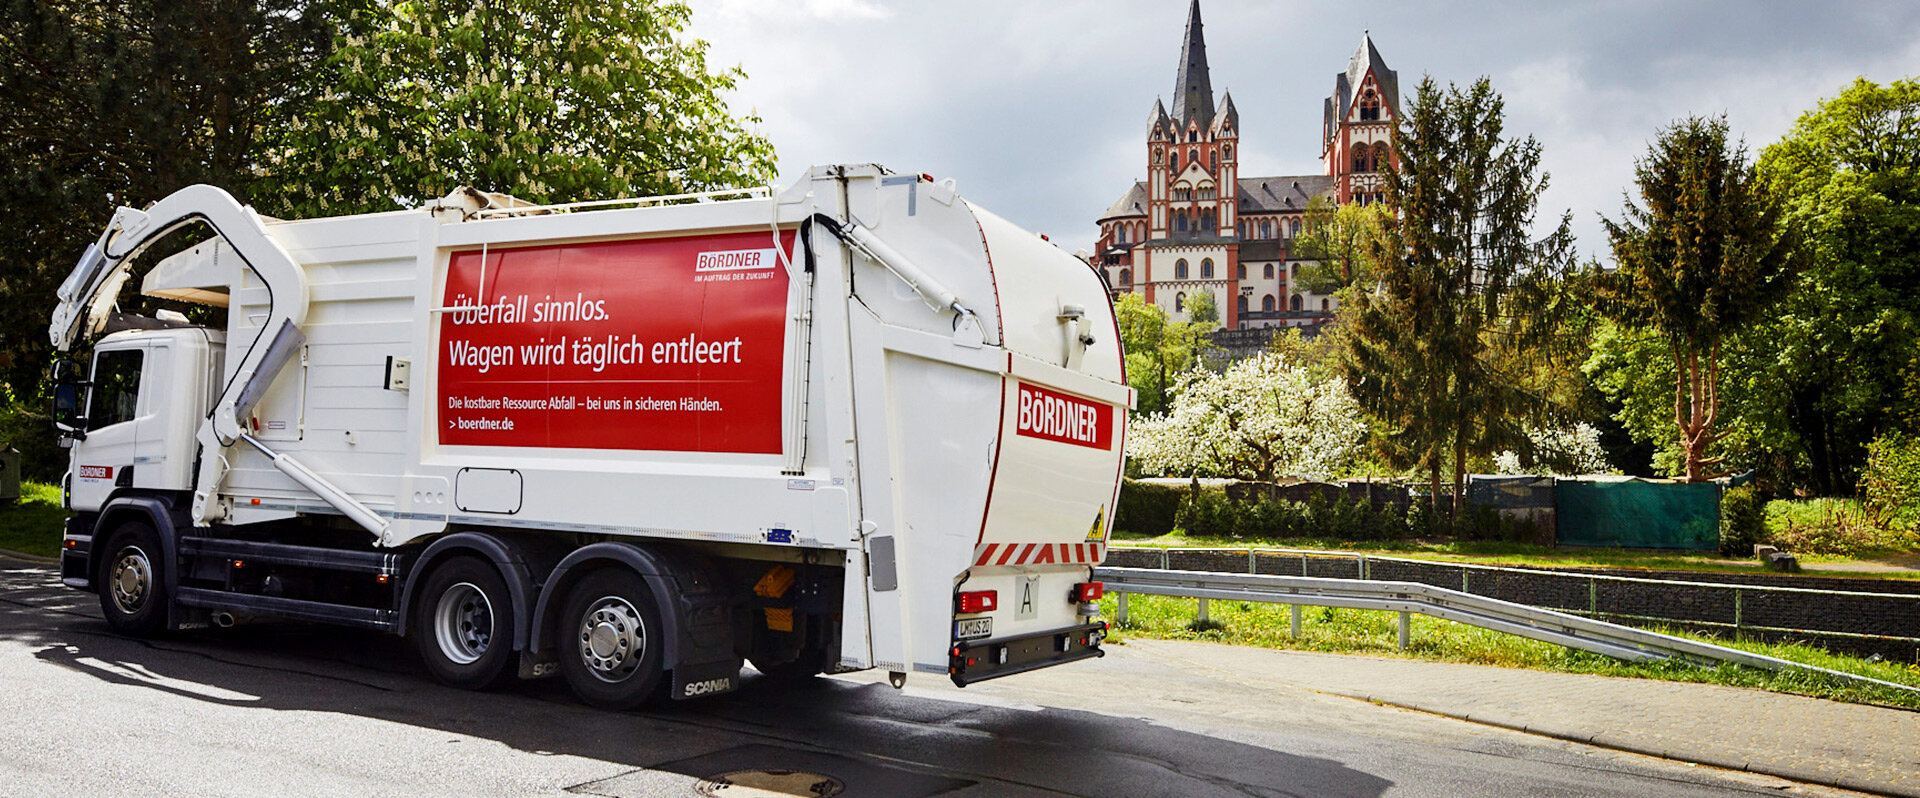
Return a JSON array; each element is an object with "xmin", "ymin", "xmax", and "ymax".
[
  {"xmin": 956, "ymin": 590, "xmax": 998, "ymax": 614},
  {"xmin": 1072, "ymin": 581, "xmax": 1104, "ymax": 603}
]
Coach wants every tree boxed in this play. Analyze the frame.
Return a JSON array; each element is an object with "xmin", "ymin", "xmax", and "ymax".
[
  {"xmin": 1342, "ymin": 76, "xmax": 1576, "ymax": 512},
  {"xmin": 1184, "ymin": 289, "xmax": 1219, "ymax": 326},
  {"xmin": 260, "ymin": 0, "xmax": 777, "ymax": 215},
  {"xmin": 1597, "ymin": 116, "xmax": 1798, "ymax": 483},
  {"xmin": 0, "ymin": 0, "xmax": 340, "ymax": 400},
  {"xmin": 1293, "ymin": 197, "xmax": 1390, "ymax": 297},
  {"xmin": 1128, "ymin": 352, "xmax": 1365, "ymax": 482},
  {"xmin": 1115, "ymin": 293, "xmax": 1212, "ymax": 416},
  {"xmin": 1749, "ymin": 78, "xmax": 1920, "ymax": 494}
]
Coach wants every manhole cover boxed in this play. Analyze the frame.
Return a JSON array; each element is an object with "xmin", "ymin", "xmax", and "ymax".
[{"xmin": 694, "ymin": 770, "xmax": 845, "ymax": 797}]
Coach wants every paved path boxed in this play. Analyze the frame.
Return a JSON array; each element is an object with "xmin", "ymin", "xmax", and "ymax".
[{"xmin": 1126, "ymin": 638, "xmax": 1920, "ymax": 797}]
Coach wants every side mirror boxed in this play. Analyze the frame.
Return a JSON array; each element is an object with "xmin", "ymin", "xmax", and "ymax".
[
  {"xmin": 51, "ymin": 383, "xmax": 85, "ymax": 439},
  {"xmin": 49, "ymin": 358, "xmax": 85, "ymax": 385}
]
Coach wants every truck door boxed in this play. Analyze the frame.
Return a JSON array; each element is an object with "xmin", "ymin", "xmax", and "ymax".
[{"xmin": 69, "ymin": 345, "xmax": 147, "ymax": 511}]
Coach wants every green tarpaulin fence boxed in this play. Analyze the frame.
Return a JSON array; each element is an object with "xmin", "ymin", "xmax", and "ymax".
[{"xmin": 1555, "ymin": 479, "xmax": 1720, "ymax": 550}]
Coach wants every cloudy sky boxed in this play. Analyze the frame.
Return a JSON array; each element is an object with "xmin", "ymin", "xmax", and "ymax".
[{"xmin": 684, "ymin": 0, "xmax": 1920, "ymax": 260}]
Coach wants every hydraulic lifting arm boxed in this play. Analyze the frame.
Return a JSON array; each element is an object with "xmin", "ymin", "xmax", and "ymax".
[{"xmin": 49, "ymin": 184, "xmax": 389, "ymax": 538}]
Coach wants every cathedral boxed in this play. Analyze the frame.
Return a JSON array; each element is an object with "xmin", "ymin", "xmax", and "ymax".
[{"xmin": 1092, "ymin": 0, "xmax": 1399, "ymax": 331}]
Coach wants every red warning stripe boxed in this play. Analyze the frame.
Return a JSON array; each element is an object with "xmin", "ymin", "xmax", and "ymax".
[{"xmin": 972, "ymin": 542, "xmax": 1106, "ymax": 567}]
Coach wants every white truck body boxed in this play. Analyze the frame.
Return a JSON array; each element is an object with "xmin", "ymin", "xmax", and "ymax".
[{"xmin": 52, "ymin": 165, "xmax": 1128, "ymax": 701}]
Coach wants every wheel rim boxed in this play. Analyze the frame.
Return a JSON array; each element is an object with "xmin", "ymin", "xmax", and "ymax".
[
  {"xmin": 576, "ymin": 596, "xmax": 646, "ymax": 683},
  {"xmin": 109, "ymin": 545, "xmax": 152, "ymax": 615},
  {"xmin": 432, "ymin": 582, "xmax": 494, "ymax": 665}
]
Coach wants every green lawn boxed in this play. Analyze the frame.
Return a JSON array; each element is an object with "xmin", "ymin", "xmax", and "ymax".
[
  {"xmin": 0, "ymin": 482, "xmax": 67, "ymax": 559},
  {"xmin": 1102, "ymin": 592, "xmax": 1920, "ymax": 709},
  {"xmin": 1111, "ymin": 532, "xmax": 1920, "ymax": 580}
]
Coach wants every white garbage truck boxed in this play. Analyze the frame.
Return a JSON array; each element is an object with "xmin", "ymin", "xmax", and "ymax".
[{"xmin": 47, "ymin": 164, "xmax": 1128, "ymax": 707}]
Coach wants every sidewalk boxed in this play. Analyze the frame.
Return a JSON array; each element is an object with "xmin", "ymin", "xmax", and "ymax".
[{"xmin": 1127, "ymin": 637, "xmax": 1920, "ymax": 797}]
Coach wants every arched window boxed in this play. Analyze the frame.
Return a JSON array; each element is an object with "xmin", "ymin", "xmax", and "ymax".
[
  {"xmin": 1260, "ymin": 220, "xmax": 1272, "ymax": 239},
  {"xmin": 1119, "ymin": 268, "xmax": 1131, "ymax": 287},
  {"xmin": 1190, "ymin": 147, "xmax": 1199, "ymax": 167},
  {"xmin": 1360, "ymin": 89, "xmax": 1381, "ymax": 122},
  {"xmin": 1373, "ymin": 142, "xmax": 1390, "ymax": 172},
  {"xmin": 1236, "ymin": 264, "xmax": 1246, "ymax": 279},
  {"xmin": 1262, "ymin": 294, "xmax": 1276, "ymax": 311},
  {"xmin": 1209, "ymin": 150, "xmax": 1217, "ymax": 170},
  {"xmin": 1290, "ymin": 294, "xmax": 1303, "ymax": 311},
  {"xmin": 1175, "ymin": 259, "xmax": 1189, "ymax": 279},
  {"xmin": 1354, "ymin": 148, "xmax": 1371, "ymax": 173},
  {"xmin": 1175, "ymin": 292, "xmax": 1187, "ymax": 312},
  {"xmin": 1237, "ymin": 295, "xmax": 1248, "ymax": 315},
  {"xmin": 1200, "ymin": 258, "xmax": 1214, "ymax": 279},
  {"xmin": 1263, "ymin": 264, "xmax": 1274, "ymax": 279},
  {"xmin": 1290, "ymin": 220, "xmax": 1302, "ymax": 237},
  {"xmin": 1156, "ymin": 149, "xmax": 1164, "ymax": 165},
  {"xmin": 1170, "ymin": 151, "xmax": 1179, "ymax": 172},
  {"xmin": 1175, "ymin": 210, "xmax": 1188, "ymax": 232},
  {"xmin": 1223, "ymin": 143, "xmax": 1233, "ymax": 160},
  {"xmin": 1237, "ymin": 221, "xmax": 1246, "ymax": 238},
  {"xmin": 1320, "ymin": 298, "xmax": 1331, "ymax": 312}
]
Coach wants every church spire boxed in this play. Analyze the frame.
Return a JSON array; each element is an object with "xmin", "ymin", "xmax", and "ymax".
[{"xmin": 1170, "ymin": 0, "xmax": 1214, "ymax": 130}]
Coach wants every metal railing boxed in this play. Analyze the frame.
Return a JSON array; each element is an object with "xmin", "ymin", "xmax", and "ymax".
[
  {"xmin": 1093, "ymin": 566, "xmax": 1920, "ymax": 695},
  {"xmin": 1109, "ymin": 546, "xmax": 1920, "ymax": 648}
]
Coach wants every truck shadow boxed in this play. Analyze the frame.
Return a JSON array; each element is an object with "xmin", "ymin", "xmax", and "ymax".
[{"xmin": 6, "ymin": 564, "xmax": 1391, "ymax": 797}]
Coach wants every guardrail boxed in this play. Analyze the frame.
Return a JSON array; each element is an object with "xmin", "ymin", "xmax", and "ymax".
[
  {"xmin": 1092, "ymin": 566, "xmax": 1920, "ymax": 695},
  {"xmin": 1106, "ymin": 546, "xmax": 1920, "ymax": 652}
]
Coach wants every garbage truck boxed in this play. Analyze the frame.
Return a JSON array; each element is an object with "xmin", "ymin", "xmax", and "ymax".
[{"xmin": 47, "ymin": 164, "xmax": 1128, "ymax": 708}]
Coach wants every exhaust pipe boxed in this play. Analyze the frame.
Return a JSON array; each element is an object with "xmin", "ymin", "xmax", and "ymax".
[{"xmin": 212, "ymin": 612, "xmax": 237, "ymax": 628}]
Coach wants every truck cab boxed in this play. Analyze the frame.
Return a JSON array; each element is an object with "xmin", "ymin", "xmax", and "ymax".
[{"xmin": 57, "ymin": 327, "xmax": 223, "ymax": 511}]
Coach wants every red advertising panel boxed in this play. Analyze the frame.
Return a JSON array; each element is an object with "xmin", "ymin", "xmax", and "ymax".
[
  {"xmin": 1014, "ymin": 382, "xmax": 1114, "ymax": 450},
  {"xmin": 437, "ymin": 231, "xmax": 793, "ymax": 453}
]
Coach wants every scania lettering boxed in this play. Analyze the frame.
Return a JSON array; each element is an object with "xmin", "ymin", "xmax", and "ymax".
[{"xmin": 47, "ymin": 165, "xmax": 1127, "ymax": 709}]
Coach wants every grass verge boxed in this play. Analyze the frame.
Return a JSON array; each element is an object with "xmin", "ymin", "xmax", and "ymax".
[
  {"xmin": 0, "ymin": 482, "xmax": 66, "ymax": 559},
  {"xmin": 1099, "ymin": 593, "xmax": 1920, "ymax": 709},
  {"xmin": 1110, "ymin": 533, "xmax": 1920, "ymax": 579}
]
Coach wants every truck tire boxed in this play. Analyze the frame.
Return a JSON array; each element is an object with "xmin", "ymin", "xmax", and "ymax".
[
  {"xmin": 413, "ymin": 556, "xmax": 517, "ymax": 690},
  {"xmin": 98, "ymin": 521, "xmax": 168, "ymax": 637},
  {"xmin": 556, "ymin": 568, "xmax": 666, "ymax": 710}
]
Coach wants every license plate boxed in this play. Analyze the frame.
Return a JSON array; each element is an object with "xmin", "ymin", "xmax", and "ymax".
[{"xmin": 954, "ymin": 617, "xmax": 992, "ymax": 640}]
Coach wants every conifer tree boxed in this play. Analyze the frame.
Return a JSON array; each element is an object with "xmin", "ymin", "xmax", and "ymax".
[
  {"xmin": 1598, "ymin": 116, "xmax": 1798, "ymax": 482},
  {"xmin": 1342, "ymin": 76, "xmax": 1575, "ymax": 512}
]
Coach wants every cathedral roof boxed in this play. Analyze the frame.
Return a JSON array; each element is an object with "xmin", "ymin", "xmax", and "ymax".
[
  {"xmin": 1098, "ymin": 182, "xmax": 1150, "ymax": 222},
  {"xmin": 1236, "ymin": 175, "xmax": 1336, "ymax": 212},
  {"xmin": 1095, "ymin": 174, "xmax": 1335, "ymax": 223},
  {"xmin": 1169, "ymin": 0, "xmax": 1215, "ymax": 130}
]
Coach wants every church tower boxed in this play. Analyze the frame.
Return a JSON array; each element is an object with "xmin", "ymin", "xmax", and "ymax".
[
  {"xmin": 1139, "ymin": 0, "xmax": 1239, "ymax": 326},
  {"xmin": 1323, "ymin": 32, "xmax": 1399, "ymax": 205}
]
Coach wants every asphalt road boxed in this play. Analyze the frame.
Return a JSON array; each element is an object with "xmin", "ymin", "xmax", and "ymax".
[{"xmin": 0, "ymin": 559, "xmax": 1866, "ymax": 798}]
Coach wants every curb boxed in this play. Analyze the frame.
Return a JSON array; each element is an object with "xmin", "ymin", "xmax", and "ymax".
[
  {"xmin": 1333, "ymin": 691, "xmax": 1917, "ymax": 798},
  {"xmin": 0, "ymin": 547, "xmax": 57, "ymax": 564}
]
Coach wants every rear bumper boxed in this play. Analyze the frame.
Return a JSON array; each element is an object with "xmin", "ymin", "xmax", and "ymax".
[{"xmin": 948, "ymin": 620, "xmax": 1106, "ymax": 687}]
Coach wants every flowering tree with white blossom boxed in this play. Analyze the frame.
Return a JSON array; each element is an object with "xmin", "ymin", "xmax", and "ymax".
[{"xmin": 1128, "ymin": 352, "xmax": 1366, "ymax": 481}]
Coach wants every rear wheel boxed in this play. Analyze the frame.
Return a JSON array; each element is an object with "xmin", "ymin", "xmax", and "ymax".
[
  {"xmin": 98, "ymin": 521, "xmax": 167, "ymax": 637},
  {"xmin": 413, "ymin": 556, "xmax": 517, "ymax": 689},
  {"xmin": 557, "ymin": 568, "xmax": 666, "ymax": 710}
]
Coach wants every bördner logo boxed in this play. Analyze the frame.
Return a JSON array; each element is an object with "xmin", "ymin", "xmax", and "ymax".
[{"xmin": 695, "ymin": 248, "xmax": 779, "ymax": 273}]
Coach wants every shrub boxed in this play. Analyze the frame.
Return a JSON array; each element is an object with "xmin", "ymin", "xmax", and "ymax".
[
  {"xmin": 1174, "ymin": 487, "xmax": 1237, "ymax": 538},
  {"xmin": 1763, "ymin": 498, "xmax": 1918, "ymax": 556},
  {"xmin": 1718, "ymin": 485, "xmax": 1765, "ymax": 557},
  {"xmin": 1861, "ymin": 432, "xmax": 1920, "ymax": 532},
  {"xmin": 1112, "ymin": 479, "xmax": 1183, "ymax": 537},
  {"xmin": 0, "ymin": 403, "xmax": 63, "ymax": 484}
]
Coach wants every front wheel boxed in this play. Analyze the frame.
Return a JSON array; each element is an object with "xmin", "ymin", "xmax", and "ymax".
[
  {"xmin": 556, "ymin": 568, "xmax": 666, "ymax": 710},
  {"xmin": 98, "ymin": 521, "xmax": 168, "ymax": 637},
  {"xmin": 412, "ymin": 556, "xmax": 518, "ymax": 690}
]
